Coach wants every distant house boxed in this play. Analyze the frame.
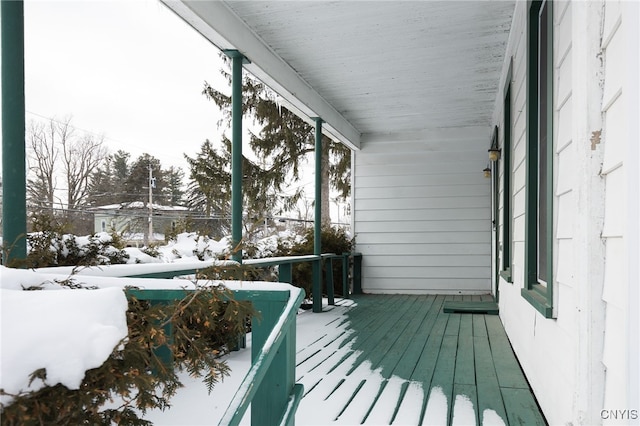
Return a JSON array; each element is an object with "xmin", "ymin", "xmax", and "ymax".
[{"xmin": 91, "ymin": 202, "xmax": 189, "ymax": 244}]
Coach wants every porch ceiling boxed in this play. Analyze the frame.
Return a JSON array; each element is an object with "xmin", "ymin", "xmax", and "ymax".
[{"xmin": 162, "ymin": 1, "xmax": 515, "ymax": 149}]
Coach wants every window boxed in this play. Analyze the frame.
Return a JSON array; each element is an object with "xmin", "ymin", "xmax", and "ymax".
[
  {"xmin": 501, "ymin": 59, "xmax": 513, "ymax": 283},
  {"xmin": 523, "ymin": 0, "xmax": 554, "ymax": 317},
  {"xmin": 491, "ymin": 126, "xmax": 500, "ymax": 296},
  {"xmin": 101, "ymin": 220, "xmax": 106, "ymax": 232}
]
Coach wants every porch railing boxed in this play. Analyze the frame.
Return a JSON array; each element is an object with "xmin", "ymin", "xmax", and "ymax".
[
  {"xmin": 37, "ymin": 252, "xmax": 364, "ymax": 306},
  {"xmin": 127, "ymin": 286, "xmax": 304, "ymax": 426},
  {"xmin": 35, "ymin": 252, "xmax": 362, "ymax": 425}
]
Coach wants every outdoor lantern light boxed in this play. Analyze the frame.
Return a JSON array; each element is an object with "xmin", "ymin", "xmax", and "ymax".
[
  {"xmin": 488, "ymin": 147, "xmax": 501, "ymax": 162},
  {"xmin": 483, "ymin": 166, "xmax": 491, "ymax": 178}
]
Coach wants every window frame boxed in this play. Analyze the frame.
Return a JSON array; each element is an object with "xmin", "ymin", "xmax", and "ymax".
[
  {"xmin": 500, "ymin": 58, "xmax": 514, "ymax": 284},
  {"xmin": 522, "ymin": 0, "xmax": 554, "ymax": 317},
  {"xmin": 491, "ymin": 125, "xmax": 501, "ymax": 300}
]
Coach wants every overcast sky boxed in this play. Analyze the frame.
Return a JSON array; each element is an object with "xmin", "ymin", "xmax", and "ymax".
[
  {"xmin": 1, "ymin": 0, "xmax": 335, "ymax": 219},
  {"xmin": 16, "ymin": 0, "xmax": 229, "ymax": 172}
]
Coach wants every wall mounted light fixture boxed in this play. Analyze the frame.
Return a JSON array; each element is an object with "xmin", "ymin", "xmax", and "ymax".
[
  {"xmin": 488, "ymin": 125, "xmax": 501, "ymax": 162},
  {"xmin": 488, "ymin": 147, "xmax": 501, "ymax": 162},
  {"xmin": 483, "ymin": 165, "xmax": 491, "ymax": 178}
]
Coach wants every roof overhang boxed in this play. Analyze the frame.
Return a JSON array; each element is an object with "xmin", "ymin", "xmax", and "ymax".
[
  {"xmin": 162, "ymin": 0, "xmax": 361, "ymax": 150},
  {"xmin": 162, "ymin": 1, "xmax": 515, "ymax": 151}
]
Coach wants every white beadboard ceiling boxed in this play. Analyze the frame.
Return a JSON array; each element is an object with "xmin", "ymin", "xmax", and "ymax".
[{"xmin": 162, "ymin": 1, "xmax": 515, "ymax": 150}]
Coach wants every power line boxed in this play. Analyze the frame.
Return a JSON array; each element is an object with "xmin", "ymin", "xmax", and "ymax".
[
  {"xmin": 28, "ymin": 204, "xmax": 231, "ymax": 221},
  {"xmin": 25, "ymin": 110, "xmax": 186, "ymax": 169}
]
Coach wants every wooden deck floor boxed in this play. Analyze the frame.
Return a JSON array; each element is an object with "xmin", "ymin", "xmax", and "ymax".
[{"xmin": 294, "ymin": 294, "xmax": 546, "ymax": 425}]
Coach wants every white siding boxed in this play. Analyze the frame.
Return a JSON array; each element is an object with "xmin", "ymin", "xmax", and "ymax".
[
  {"xmin": 493, "ymin": 1, "xmax": 610, "ymax": 424},
  {"xmin": 354, "ymin": 129, "xmax": 491, "ymax": 294},
  {"xmin": 600, "ymin": 0, "xmax": 630, "ymax": 419},
  {"xmin": 494, "ymin": 0, "xmax": 640, "ymax": 424}
]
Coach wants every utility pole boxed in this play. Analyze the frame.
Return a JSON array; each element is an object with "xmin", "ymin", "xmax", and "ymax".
[{"xmin": 148, "ymin": 164, "xmax": 155, "ymax": 245}]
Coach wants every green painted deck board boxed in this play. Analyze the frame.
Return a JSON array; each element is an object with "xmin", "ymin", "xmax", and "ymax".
[
  {"xmin": 502, "ymin": 388, "xmax": 547, "ymax": 425},
  {"xmin": 443, "ymin": 301, "xmax": 500, "ymax": 314},
  {"xmin": 345, "ymin": 296, "xmax": 420, "ymax": 375},
  {"xmin": 410, "ymin": 300, "xmax": 450, "ymax": 383},
  {"xmin": 485, "ymin": 315, "xmax": 531, "ymax": 389},
  {"xmin": 473, "ymin": 313, "xmax": 488, "ymax": 337},
  {"xmin": 296, "ymin": 294, "xmax": 546, "ymax": 425},
  {"xmin": 428, "ymin": 333, "xmax": 459, "ymax": 424},
  {"xmin": 453, "ymin": 383, "xmax": 480, "ymax": 426},
  {"xmin": 474, "ymin": 333, "xmax": 509, "ymax": 422},
  {"xmin": 454, "ymin": 314, "xmax": 475, "ymax": 386},
  {"xmin": 444, "ymin": 312, "xmax": 461, "ymax": 336},
  {"xmin": 377, "ymin": 295, "xmax": 438, "ymax": 379},
  {"xmin": 390, "ymin": 295, "xmax": 444, "ymax": 380}
]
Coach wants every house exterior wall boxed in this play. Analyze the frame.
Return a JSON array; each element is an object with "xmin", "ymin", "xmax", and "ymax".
[
  {"xmin": 353, "ymin": 129, "xmax": 492, "ymax": 294},
  {"xmin": 93, "ymin": 212, "xmax": 178, "ymax": 240},
  {"xmin": 600, "ymin": 0, "xmax": 640, "ymax": 420},
  {"xmin": 494, "ymin": 1, "xmax": 639, "ymax": 424},
  {"xmin": 94, "ymin": 214, "xmax": 129, "ymax": 235}
]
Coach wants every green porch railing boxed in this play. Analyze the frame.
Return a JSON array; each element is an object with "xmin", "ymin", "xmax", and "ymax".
[
  {"xmin": 35, "ymin": 252, "xmax": 362, "ymax": 425},
  {"xmin": 247, "ymin": 253, "xmax": 361, "ymax": 310},
  {"xmin": 37, "ymin": 252, "xmax": 364, "ymax": 303},
  {"xmin": 127, "ymin": 286, "xmax": 304, "ymax": 426}
]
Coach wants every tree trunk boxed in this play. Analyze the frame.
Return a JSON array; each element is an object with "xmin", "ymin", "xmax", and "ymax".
[{"xmin": 321, "ymin": 137, "xmax": 331, "ymax": 227}]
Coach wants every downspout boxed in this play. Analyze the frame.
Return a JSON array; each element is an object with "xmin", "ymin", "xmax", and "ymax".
[{"xmin": 1, "ymin": 0, "xmax": 27, "ymax": 265}]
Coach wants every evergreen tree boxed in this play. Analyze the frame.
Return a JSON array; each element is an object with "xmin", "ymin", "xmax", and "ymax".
[
  {"xmin": 202, "ymin": 56, "xmax": 351, "ymax": 225},
  {"xmin": 88, "ymin": 152, "xmax": 183, "ymax": 208},
  {"xmin": 163, "ymin": 166, "xmax": 186, "ymax": 206},
  {"xmin": 87, "ymin": 150, "xmax": 131, "ymax": 206},
  {"xmin": 86, "ymin": 156, "xmax": 113, "ymax": 206},
  {"xmin": 124, "ymin": 154, "xmax": 165, "ymax": 204},
  {"xmin": 112, "ymin": 150, "xmax": 131, "ymax": 189},
  {"xmin": 185, "ymin": 140, "xmax": 229, "ymax": 217},
  {"xmin": 185, "ymin": 135, "xmax": 299, "ymax": 238}
]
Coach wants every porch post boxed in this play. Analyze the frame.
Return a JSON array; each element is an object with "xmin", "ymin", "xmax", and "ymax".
[
  {"xmin": 225, "ymin": 50, "xmax": 246, "ymax": 263},
  {"xmin": 312, "ymin": 118, "xmax": 323, "ymax": 312},
  {"xmin": 1, "ymin": 0, "xmax": 27, "ymax": 265}
]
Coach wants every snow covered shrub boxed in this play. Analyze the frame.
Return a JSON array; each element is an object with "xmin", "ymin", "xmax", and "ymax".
[
  {"xmin": 21, "ymin": 232, "xmax": 129, "ymax": 268},
  {"xmin": 238, "ymin": 230, "xmax": 304, "ymax": 261},
  {"xmin": 163, "ymin": 217, "xmax": 194, "ymax": 243},
  {"xmin": 140, "ymin": 244, "xmax": 161, "ymax": 259},
  {"xmin": 6, "ymin": 212, "xmax": 129, "ymax": 268},
  {"xmin": 197, "ymin": 263, "xmax": 271, "ymax": 282},
  {"xmin": 0, "ymin": 284, "xmax": 256, "ymax": 425},
  {"xmin": 274, "ymin": 227, "xmax": 354, "ymax": 298}
]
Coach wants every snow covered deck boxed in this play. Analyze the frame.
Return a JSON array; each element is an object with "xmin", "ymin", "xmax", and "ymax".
[
  {"xmin": 293, "ymin": 294, "xmax": 545, "ymax": 425},
  {"xmin": 136, "ymin": 293, "xmax": 545, "ymax": 425}
]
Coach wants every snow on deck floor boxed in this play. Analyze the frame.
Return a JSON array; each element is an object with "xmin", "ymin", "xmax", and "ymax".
[{"xmin": 141, "ymin": 297, "xmax": 514, "ymax": 426}]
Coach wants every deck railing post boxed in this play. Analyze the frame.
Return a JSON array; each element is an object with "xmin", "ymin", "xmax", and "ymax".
[
  {"xmin": 312, "ymin": 259, "xmax": 322, "ymax": 312},
  {"xmin": 278, "ymin": 262, "xmax": 293, "ymax": 284},
  {"xmin": 325, "ymin": 257, "xmax": 335, "ymax": 306},
  {"xmin": 155, "ymin": 300, "xmax": 174, "ymax": 365},
  {"xmin": 353, "ymin": 253, "xmax": 363, "ymax": 294},
  {"xmin": 342, "ymin": 253, "xmax": 349, "ymax": 298},
  {"xmin": 251, "ymin": 298, "xmax": 294, "ymax": 426}
]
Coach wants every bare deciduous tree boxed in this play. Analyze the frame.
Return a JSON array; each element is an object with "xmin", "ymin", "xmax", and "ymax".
[
  {"xmin": 27, "ymin": 119, "xmax": 61, "ymax": 210},
  {"xmin": 62, "ymin": 132, "xmax": 107, "ymax": 210},
  {"xmin": 26, "ymin": 116, "xmax": 107, "ymax": 216}
]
